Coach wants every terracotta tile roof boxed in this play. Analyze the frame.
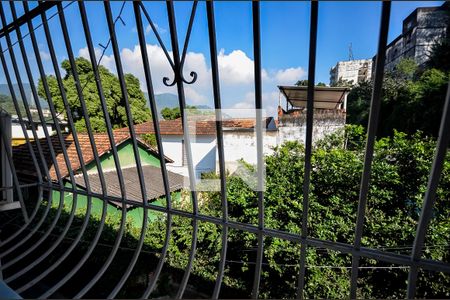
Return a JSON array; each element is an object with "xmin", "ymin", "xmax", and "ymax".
[
  {"xmin": 117, "ymin": 117, "xmax": 276, "ymax": 136},
  {"xmin": 12, "ymin": 130, "xmax": 171, "ymax": 182},
  {"xmin": 73, "ymin": 165, "xmax": 185, "ymax": 207},
  {"xmin": 116, "ymin": 118, "xmax": 217, "ymax": 136}
]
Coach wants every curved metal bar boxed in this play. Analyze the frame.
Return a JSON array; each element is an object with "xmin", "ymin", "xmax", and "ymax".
[
  {"xmin": 163, "ymin": 75, "xmax": 178, "ymax": 87},
  {"xmin": 165, "ymin": 2, "xmax": 200, "ymax": 298},
  {"xmin": 0, "ymin": 2, "xmax": 44, "ymax": 197},
  {"xmin": 206, "ymin": 1, "xmax": 229, "ymax": 298},
  {"xmin": 1, "ymin": 0, "xmax": 74, "ymax": 264},
  {"xmin": 0, "ymin": 187, "xmax": 53, "ymax": 259},
  {"xmin": 0, "ymin": 188, "xmax": 66, "ymax": 270},
  {"xmin": 251, "ymin": 2, "xmax": 265, "ymax": 298},
  {"xmin": 37, "ymin": 1, "xmax": 112, "ymax": 295},
  {"xmin": 37, "ymin": 182, "xmax": 450, "ymax": 275},
  {"xmin": 3, "ymin": 0, "xmax": 94, "ymax": 284},
  {"xmin": 14, "ymin": 193, "xmax": 92, "ymax": 293},
  {"xmin": 138, "ymin": 2, "xmax": 175, "ymax": 70},
  {"xmin": 103, "ymin": 2, "xmax": 151, "ymax": 297},
  {"xmin": 349, "ymin": 2, "xmax": 391, "ymax": 299},
  {"xmin": 72, "ymin": 3, "xmax": 129, "ymax": 298},
  {"xmin": 0, "ymin": 3, "xmax": 62, "ymax": 258},
  {"xmin": 0, "ymin": 2, "xmax": 75, "ymax": 265},
  {"xmin": 296, "ymin": 1, "xmax": 318, "ymax": 299},
  {"xmin": 4, "ymin": 191, "xmax": 78, "ymax": 283},
  {"xmin": 133, "ymin": 3, "xmax": 175, "ymax": 298},
  {"xmin": 181, "ymin": 71, "xmax": 197, "ymax": 85},
  {"xmin": 0, "ymin": 1, "xmax": 61, "ymax": 188}
]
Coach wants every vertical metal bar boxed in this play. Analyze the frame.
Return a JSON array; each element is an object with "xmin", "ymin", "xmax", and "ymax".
[
  {"xmin": 166, "ymin": 2, "xmax": 199, "ymax": 298},
  {"xmin": 103, "ymin": 2, "xmax": 150, "ymax": 297},
  {"xmin": 37, "ymin": 2, "xmax": 111, "ymax": 296},
  {"xmin": 133, "ymin": 2, "xmax": 174, "ymax": 298},
  {"xmin": 349, "ymin": 2, "xmax": 391, "ymax": 299},
  {"xmin": 296, "ymin": 1, "xmax": 318, "ymax": 299},
  {"xmin": 206, "ymin": 1, "xmax": 228, "ymax": 298},
  {"xmin": 251, "ymin": 2, "xmax": 265, "ymax": 298},
  {"xmin": 406, "ymin": 82, "xmax": 450, "ymax": 298},
  {"xmin": 72, "ymin": 2, "xmax": 129, "ymax": 298}
]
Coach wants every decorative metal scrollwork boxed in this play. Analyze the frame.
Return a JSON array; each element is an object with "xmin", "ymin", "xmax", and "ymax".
[{"xmin": 138, "ymin": 1, "xmax": 198, "ymax": 87}]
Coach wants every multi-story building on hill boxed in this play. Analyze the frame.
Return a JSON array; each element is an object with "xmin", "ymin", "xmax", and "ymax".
[
  {"xmin": 329, "ymin": 59, "xmax": 372, "ymax": 86},
  {"xmin": 377, "ymin": 2, "xmax": 449, "ymax": 73}
]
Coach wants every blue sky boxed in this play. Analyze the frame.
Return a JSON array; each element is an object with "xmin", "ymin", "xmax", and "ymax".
[{"xmin": 0, "ymin": 1, "xmax": 444, "ymax": 117}]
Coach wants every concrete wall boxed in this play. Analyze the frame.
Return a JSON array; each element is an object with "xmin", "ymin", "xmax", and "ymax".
[
  {"xmin": 221, "ymin": 130, "xmax": 278, "ymax": 172},
  {"xmin": 278, "ymin": 110, "xmax": 346, "ymax": 144},
  {"xmin": 162, "ymin": 135, "xmax": 217, "ymax": 178}
]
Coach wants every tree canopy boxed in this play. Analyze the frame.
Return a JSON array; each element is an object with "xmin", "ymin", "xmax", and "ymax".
[
  {"xmin": 37, "ymin": 57, "xmax": 150, "ymax": 132},
  {"xmin": 160, "ymin": 105, "xmax": 200, "ymax": 120},
  {"xmin": 347, "ymin": 48, "xmax": 449, "ymax": 138}
]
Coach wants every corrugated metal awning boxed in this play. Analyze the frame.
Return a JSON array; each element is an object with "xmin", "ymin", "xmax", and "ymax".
[{"xmin": 278, "ymin": 85, "xmax": 349, "ymax": 109}]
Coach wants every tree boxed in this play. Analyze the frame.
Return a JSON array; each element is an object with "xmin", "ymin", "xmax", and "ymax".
[
  {"xmin": 37, "ymin": 57, "xmax": 150, "ymax": 132},
  {"xmin": 393, "ymin": 58, "xmax": 418, "ymax": 80},
  {"xmin": 295, "ymin": 80, "xmax": 327, "ymax": 87},
  {"xmin": 427, "ymin": 36, "xmax": 450, "ymax": 73},
  {"xmin": 160, "ymin": 105, "xmax": 199, "ymax": 120},
  {"xmin": 347, "ymin": 62, "xmax": 448, "ymax": 137},
  {"xmin": 295, "ymin": 79, "xmax": 308, "ymax": 86},
  {"xmin": 331, "ymin": 78, "xmax": 354, "ymax": 87},
  {"xmin": 161, "ymin": 107, "xmax": 181, "ymax": 120}
]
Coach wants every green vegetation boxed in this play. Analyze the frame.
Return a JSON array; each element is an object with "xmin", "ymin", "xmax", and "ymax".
[
  {"xmin": 160, "ymin": 105, "xmax": 200, "ymax": 120},
  {"xmin": 347, "ymin": 62, "xmax": 448, "ymax": 137},
  {"xmin": 37, "ymin": 57, "xmax": 150, "ymax": 132},
  {"xmin": 6, "ymin": 126, "xmax": 448, "ymax": 298},
  {"xmin": 148, "ymin": 126, "xmax": 449, "ymax": 298},
  {"xmin": 347, "ymin": 37, "xmax": 450, "ymax": 138},
  {"xmin": 141, "ymin": 133, "xmax": 157, "ymax": 148}
]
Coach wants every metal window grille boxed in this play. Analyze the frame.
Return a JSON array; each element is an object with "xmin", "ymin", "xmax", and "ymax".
[{"xmin": 0, "ymin": 1, "xmax": 449, "ymax": 299}]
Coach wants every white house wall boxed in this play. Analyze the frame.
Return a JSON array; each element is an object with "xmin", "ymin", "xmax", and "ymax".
[{"xmin": 162, "ymin": 135, "xmax": 216, "ymax": 178}]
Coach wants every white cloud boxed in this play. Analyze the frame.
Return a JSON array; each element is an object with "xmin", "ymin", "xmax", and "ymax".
[
  {"xmin": 274, "ymin": 67, "xmax": 305, "ymax": 85},
  {"xmin": 39, "ymin": 50, "xmax": 51, "ymax": 61},
  {"xmin": 76, "ymin": 44, "xmax": 304, "ymax": 116},
  {"xmin": 232, "ymin": 91, "xmax": 279, "ymax": 117},
  {"xmin": 145, "ymin": 23, "xmax": 167, "ymax": 35}
]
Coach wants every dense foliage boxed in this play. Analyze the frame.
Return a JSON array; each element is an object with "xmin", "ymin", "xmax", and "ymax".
[
  {"xmin": 346, "ymin": 37, "xmax": 450, "ymax": 138},
  {"xmin": 141, "ymin": 126, "xmax": 450, "ymax": 298},
  {"xmin": 37, "ymin": 57, "xmax": 150, "ymax": 132}
]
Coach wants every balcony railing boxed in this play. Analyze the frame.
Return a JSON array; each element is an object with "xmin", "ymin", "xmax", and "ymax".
[{"xmin": 0, "ymin": 1, "xmax": 449, "ymax": 299}]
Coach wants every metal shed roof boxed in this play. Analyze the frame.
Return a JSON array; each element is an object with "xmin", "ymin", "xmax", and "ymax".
[{"xmin": 278, "ymin": 85, "xmax": 349, "ymax": 110}]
